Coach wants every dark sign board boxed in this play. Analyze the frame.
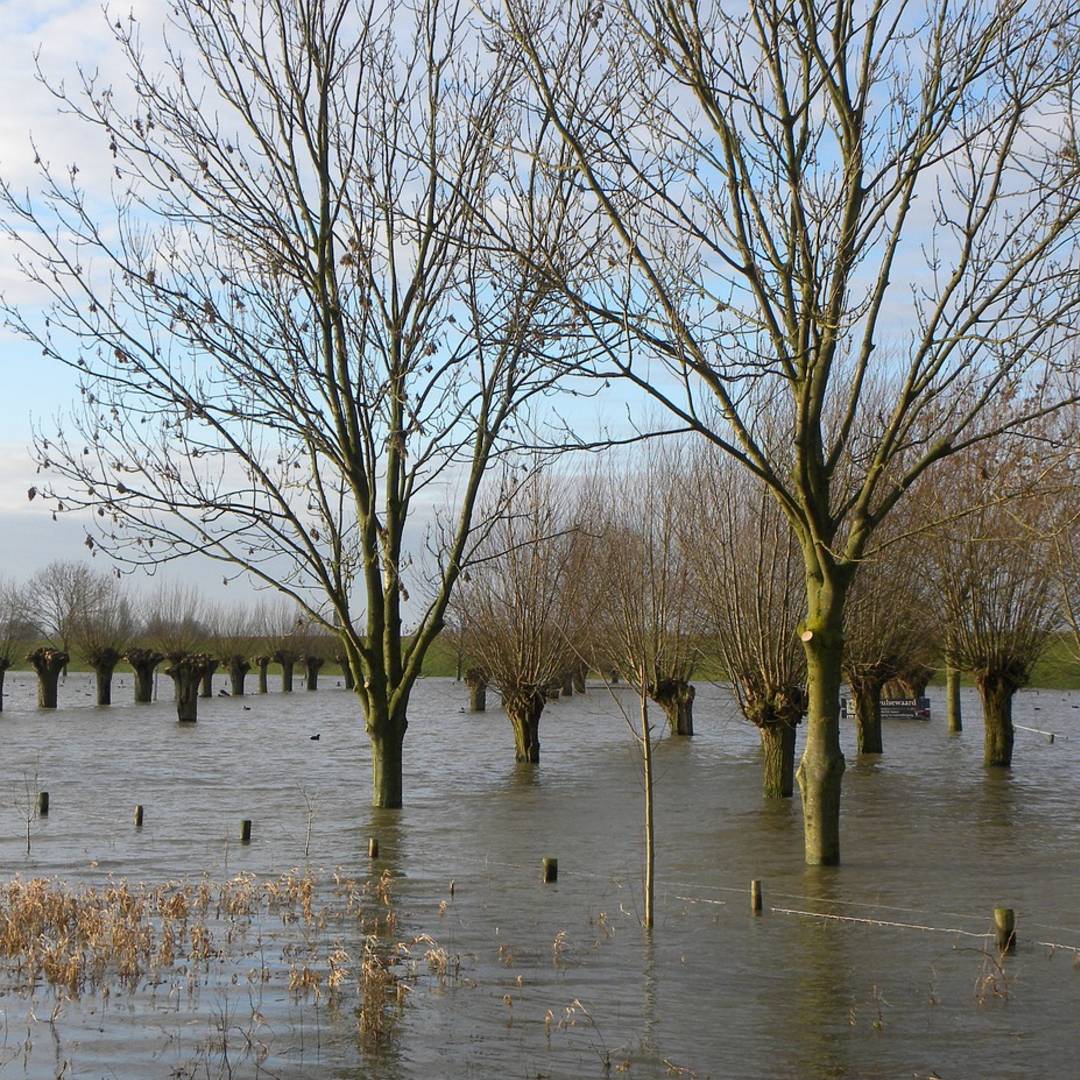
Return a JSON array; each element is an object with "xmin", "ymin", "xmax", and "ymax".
[{"xmin": 841, "ymin": 697, "xmax": 930, "ymax": 721}]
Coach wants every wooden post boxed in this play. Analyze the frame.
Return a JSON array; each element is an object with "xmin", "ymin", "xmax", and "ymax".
[
  {"xmin": 37, "ymin": 791, "xmax": 49, "ymax": 816},
  {"xmin": 994, "ymin": 907, "xmax": 1016, "ymax": 954},
  {"xmin": 368, "ymin": 836, "xmax": 379, "ymax": 858},
  {"xmin": 134, "ymin": 804, "xmax": 144, "ymax": 827},
  {"xmin": 751, "ymin": 879, "xmax": 763, "ymax": 914},
  {"xmin": 240, "ymin": 819, "xmax": 252, "ymax": 844},
  {"xmin": 542, "ymin": 856, "xmax": 558, "ymax": 883}
]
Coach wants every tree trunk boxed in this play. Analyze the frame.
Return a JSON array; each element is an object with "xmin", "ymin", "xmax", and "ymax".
[
  {"xmin": 199, "ymin": 659, "xmax": 220, "ymax": 698},
  {"xmin": 0, "ymin": 659, "xmax": 9, "ymax": 712},
  {"xmin": 94, "ymin": 659, "xmax": 118, "ymax": 706},
  {"xmin": 561, "ymin": 671, "xmax": 574, "ymax": 696},
  {"xmin": 760, "ymin": 722, "xmax": 798, "ymax": 799},
  {"xmin": 304, "ymin": 656, "xmax": 324, "ymax": 690},
  {"xmin": 336, "ymin": 655, "xmax": 355, "ymax": 690},
  {"xmin": 253, "ymin": 656, "xmax": 270, "ymax": 693},
  {"xmin": 850, "ymin": 676, "xmax": 884, "ymax": 755},
  {"xmin": 370, "ymin": 725, "xmax": 406, "ymax": 808},
  {"xmin": 797, "ymin": 604, "xmax": 848, "ymax": 867},
  {"xmin": 128, "ymin": 653, "xmax": 162, "ymax": 704},
  {"xmin": 228, "ymin": 657, "xmax": 250, "ymax": 696},
  {"xmin": 977, "ymin": 670, "xmax": 1016, "ymax": 767},
  {"xmin": 946, "ymin": 664, "xmax": 962, "ymax": 734},
  {"xmin": 652, "ymin": 679, "xmax": 695, "ymax": 736},
  {"xmin": 505, "ymin": 692, "xmax": 544, "ymax": 763},
  {"xmin": 28, "ymin": 648, "xmax": 69, "ymax": 709},
  {"xmin": 278, "ymin": 655, "xmax": 295, "ymax": 692},
  {"xmin": 167, "ymin": 658, "xmax": 208, "ymax": 722},
  {"xmin": 641, "ymin": 691, "xmax": 654, "ymax": 930},
  {"xmin": 572, "ymin": 664, "xmax": 587, "ymax": 694},
  {"xmin": 469, "ymin": 681, "xmax": 486, "ymax": 711}
]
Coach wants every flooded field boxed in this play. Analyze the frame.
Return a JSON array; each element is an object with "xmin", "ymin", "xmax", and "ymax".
[{"xmin": 1, "ymin": 671, "xmax": 1079, "ymax": 1078}]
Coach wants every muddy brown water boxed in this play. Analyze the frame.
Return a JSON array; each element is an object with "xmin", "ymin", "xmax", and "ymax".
[{"xmin": 1, "ymin": 671, "xmax": 1079, "ymax": 1078}]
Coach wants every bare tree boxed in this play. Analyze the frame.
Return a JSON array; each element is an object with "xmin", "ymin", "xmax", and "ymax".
[
  {"xmin": 923, "ymin": 444, "xmax": 1063, "ymax": 766},
  {"xmin": 4, "ymin": 0, "xmax": 573, "ymax": 806},
  {"xmin": 211, "ymin": 605, "xmax": 256, "ymax": 697},
  {"xmin": 455, "ymin": 472, "xmax": 586, "ymax": 763},
  {"xmin": 145, "ymin": 585, "xmax": 210, "ymax": 722},
  {"xmin": 842, "ymin": 543, "xmax": 937, "ymax": 755},
  {"xmin": 690, "ymin": 450, "xmax": 807, "ymax": 798},
  {"xmin": 0, "ymin": 581, "xmax": 28, "ymax": 712},
  {"xmin": 70, "ymin": 576, "xmax": 136, "ymax": 705},
  {"xmin": 491, "ymin": 0, "xmax": 1080, "ymax": 862},
  {"xmin": 24, "ymin": 560, "xmax": 110, "ymax": 707},
  {"xmin": 594, "ymin": 447, "xmax": 701, "ymax": 736}
]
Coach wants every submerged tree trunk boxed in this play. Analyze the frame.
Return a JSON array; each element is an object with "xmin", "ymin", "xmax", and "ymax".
[
  {"xmin": 276, "ymin": 652, "xmax": 296, "ymax": 693},
  {"xmin": 572, "ymin": 664, "xmax": 587, "ymax": 694},
  {"xmin": 199, "ymin": 659, "xmax": 220, "ymax": 698},
  {"xmin": 797, "ymin": 576, "xmax": 849, "ymax": 866},
  {"xmin": 849, "ymin": 676, "xmax": 885, "ymax": 755},
  {"xmin": 640, "ymin": 690, "xmax": 654, "ymax": 930},
  {"xmin": 561, "ymin": 671, "xmax": 574, "ymax": 696},
  {"xmin": 0, "ymin": 658, "xmax": 9, "ymax": 711},
  {"xmin": 760, "ymin": 722, "xmax": 799, "ymax": 799},
  {"xmin": 336, "ymin": 654, "xmax": 355, "ymax": 690},
  {"xmin": 28, "ymin": 648, "xmax": 69, "ymax": 709},
  {"xmin": 651, "ymin": 679, "xmax": 695, "ymax": 736},
  {"xmin": 167, "ymin": 655, "xmax": 210, "ymax": 722},
  {"xmin": 977, "ymin": 670, "xmax": 1017, "ymax": 767},
  {"xmin": 504, "ymin": 690, "xmax": 545, "ymax": 763},
  {"xmin": 369, "ymin": 717, "xmax": 407, "ymax": 808},
  {"xmin": 465, "ymin": 668, "xmax": 487, "ymax": 711},
  {"xmin": 89, "ymin": 648, "xmax": 121, "ymax": 706},
  {"xmin": 126, "ymin": 648, "xmax": 163, "ymax": 704},
  {"xmin": 946, "ymin": 664, "xmax": 962, "ymax": 734},
  {"xmin": 253, "ymin": 655, "xmax": 270, "ymax": 694},
  {"xmin": 304, "ymin": 656, "xmax": 324, "ymax": 691},
  {"xmin": 227, "ymin": 656, "xmax": 250, "ymax": 696}
]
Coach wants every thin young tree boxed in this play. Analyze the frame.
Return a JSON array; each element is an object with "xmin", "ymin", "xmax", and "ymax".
[
  {"xmin": 492, "ymin": 0, "xmax": 1080, "ymax": 862},
  {"xmin": 690, "ymin": 450, "xmax": 807, "ymax": 799},
  {"xmin": 5, "ymin": 0, "xmax": 572, "ymax": 806}
]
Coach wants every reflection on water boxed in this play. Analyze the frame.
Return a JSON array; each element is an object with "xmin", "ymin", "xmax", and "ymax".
[{"xmin": 1, "ymin": 672, "xmax": 1079, "ymax": 1077}]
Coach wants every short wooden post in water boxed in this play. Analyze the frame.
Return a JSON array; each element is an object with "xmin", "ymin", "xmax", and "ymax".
[
  {"xmin": 751, "ymin": 879, "xmax": 763, "ymax": 914},
  {"xmin": 368, "ymin": 836, "xmax": 379, "ymax": 858},
  {"xmin": 994, "ymin": 907, "xmax": 1016, "ymax": 954},
  {"xmin": 542, "ymin": 857, "xmax": 558, "ymax": 883},
  {"xmin": 37, "ymin": 791, "xmax": 49, "ymax": 816},
  {"xmin": 241, "ymin": 819, "xmax": 252, "ymax": 844},
  {"xmin": 134, "ymin": 804, "xmax": 144, "ymax": 827}
]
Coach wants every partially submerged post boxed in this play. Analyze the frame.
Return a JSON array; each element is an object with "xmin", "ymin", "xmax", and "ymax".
[
  {"xmin": 542, "ymin": 857, "xmax": 558, "ymax": 882},
  {"xmin": 125, "ymin": 648, "xmax": 164, "ymax": 704},
  {"xmin": 751, "ymin": 879, "xmax": 763, "ymax": 914},
  {"xmin": 368, "ymin": 836, "xmax": 379, "ymax": 858},
  {"xmin": 241, "ymin": 819, "xmax": 252, "ymax": 844},
  {"xmin": 134, "ymin": 804, "xmax": 144, "ymax": 827},
  {"xmin": 28, "ymin": 647, "xmax": 69, "ymax": 709},
  {"xmin": 166, "ymin": 653, "xmax": 211, "ymax": 722},
  {"xmin": 994, "ymin": 907, "xmax": 1016, "ymax": 954},
  {"xmin": 37, "ymin": 791, "xmax": 49, "ymax": 816}
]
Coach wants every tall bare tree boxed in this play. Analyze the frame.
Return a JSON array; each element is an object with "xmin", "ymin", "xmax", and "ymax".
[
  {"xmin": 690, "ymin": 450, "xmax": 807, "ymax": 798},
  {"xmin": 4, "ymin": 0, "xmax": 573, "ymax": 805},
  {"xmin": 492, "ymin": 0, "xmax": 1080, "ymax": 862}
]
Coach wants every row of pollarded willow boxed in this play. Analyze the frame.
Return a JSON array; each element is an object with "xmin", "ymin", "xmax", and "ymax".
[
  {"xmin": 0, "ymin": 570, "xmax": 343, "ymax": 714},
  {"xmin": 6, "ymin": 0, "xmax": 1080, "ymax": 865}
]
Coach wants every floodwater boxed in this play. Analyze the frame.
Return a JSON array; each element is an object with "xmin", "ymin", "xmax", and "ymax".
[{"xmin": 1, "ymin": 669, "xmax": 1079, "ymax": 1078}]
